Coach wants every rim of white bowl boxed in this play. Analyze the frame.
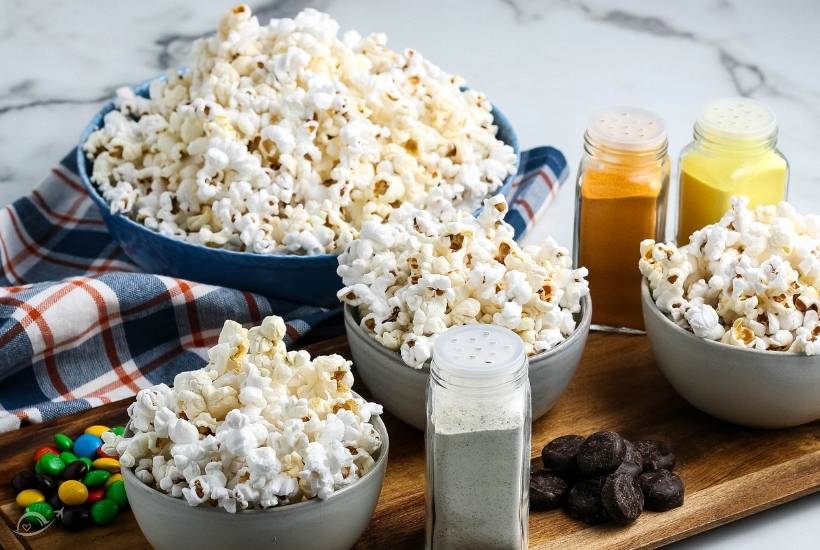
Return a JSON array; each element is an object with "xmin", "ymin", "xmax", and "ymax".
[
  {"xmin": 77, "ymin": 71, "xmax": 520, "ymax": 263},
  {"xmin": 641, "ymin": 279, "xmax": 817, "ymax": 359},
  {"xmin": 120, "ymin": 400, "xmax": 389, "ymax": 514},
  {"xmin": 344, "ymin": 292, "xmax": 593, "ymax": 372}
]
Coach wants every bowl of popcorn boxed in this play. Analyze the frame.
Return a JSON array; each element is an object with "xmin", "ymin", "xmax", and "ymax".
[
  {"xmin": 77, "ymin": 5, "xmax": 519, "ymax": 307},
  {"xmin": 103, "ymin": 315, "xmax": 388, "ymax": 550},
  {"xmin": 640, "ymin": 198, "xmax": 820, "ymax": 428},
  {"xmin": 339, "ymin": 194, "xmax": 592, "ymax": 429}
]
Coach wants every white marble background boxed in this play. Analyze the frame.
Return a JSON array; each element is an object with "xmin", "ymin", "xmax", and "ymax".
[{"xmin": 0, "ymin": 0, "xmax": 818, "ymax": 547}]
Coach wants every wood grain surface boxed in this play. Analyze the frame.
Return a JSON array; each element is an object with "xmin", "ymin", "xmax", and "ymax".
[{"xmin": 1, "ymin": 332, "xmax": 819, "ymax": 549}]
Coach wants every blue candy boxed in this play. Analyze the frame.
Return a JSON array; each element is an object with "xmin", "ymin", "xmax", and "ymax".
[{"xmin": 73, "ymin": 434, "xmax": 102, "ymax": 459}]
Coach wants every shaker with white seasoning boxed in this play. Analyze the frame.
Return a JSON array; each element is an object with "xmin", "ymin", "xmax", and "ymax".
[{"xmin": 425, "ymin": 325, "xmax": 531, "ymax": 550}]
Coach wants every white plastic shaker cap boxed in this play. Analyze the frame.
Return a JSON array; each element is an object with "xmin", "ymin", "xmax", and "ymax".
[{"xmin": 432, "ymin": 324, "xmax": 526, "ymax": 379}]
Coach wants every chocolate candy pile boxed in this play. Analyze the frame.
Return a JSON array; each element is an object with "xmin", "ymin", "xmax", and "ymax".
[
  {"xmin": 531, "ymin": 432, "xmax": 684, "ymax": 525},
  {"xmin": 11, "ymin": 424, "xmax": 128, "ymax": 531}
]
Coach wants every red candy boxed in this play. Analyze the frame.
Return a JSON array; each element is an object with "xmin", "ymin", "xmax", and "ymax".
[
  {"xmin": 96, "ymin": 447, "xmax": 116, "ymax": 459},
  {"xmin": 86, "ymin": 488, "xmax": 105, "ymax": 504},
  {"xmin": 34, "ymin": 446, "xmax": 59, "ymax": 461}
]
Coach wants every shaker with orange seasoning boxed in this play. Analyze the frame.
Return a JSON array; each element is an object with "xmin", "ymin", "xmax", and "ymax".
[{"xmin": 573, "ymin": 107, "xmax": 670, "ymax": 331}]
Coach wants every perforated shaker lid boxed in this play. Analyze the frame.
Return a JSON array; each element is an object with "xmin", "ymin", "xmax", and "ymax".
[
  {"xmin": 432, "ymin": 324, "xmax": 526, "ymax": 379},
  {"xmin": 586, "ymin": 106, "xmax": 667, "ymax": 152},
  {"xmin": 696, "ymin": 97, "xmax": 777, "ymax": 141}
]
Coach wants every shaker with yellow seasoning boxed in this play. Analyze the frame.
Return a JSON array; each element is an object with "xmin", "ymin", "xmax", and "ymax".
[
  {"xmin": 573, "ymin": 107, "xmax": 670, "ymax": 331},
  {"xmin": 677, "ymin": 97, "xmax": 788, "ymax": 243}
]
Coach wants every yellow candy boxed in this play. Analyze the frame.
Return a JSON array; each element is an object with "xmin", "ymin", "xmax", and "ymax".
[
  {"xmin": 92, "ymin": 457, "xmax": 120, "ymax": 472},
  {"xmin": 58, "ymin": 480, "xmax": 88, "ymax": 506},
  {"xmin": 105, "ymin": 473, "xmax": 123, "ymax": 487},
  {"xmin": 16, "ymin": 489, "xmax": 45, "ymax": 508},
  {"xmin": 84, "ymin": 425, "xmax": 111, "ymax": 437}
]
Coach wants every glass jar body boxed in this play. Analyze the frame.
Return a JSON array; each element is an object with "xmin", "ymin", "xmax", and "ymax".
[
  {"xmin": 425, "ymin": 360, "xmax": 531, "ymax": 550},
  {"xmin": 676, "ymin": 134, "xmax": 788, "ymax": 244},
  {"xmin": 573, "ymin": 142, "xmax": 671, "ymax": 331}
]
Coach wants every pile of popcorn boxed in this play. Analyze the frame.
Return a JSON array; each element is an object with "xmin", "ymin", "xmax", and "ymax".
[
  {"xmin": 101, "ymin": 315, "xmax": 383, "ymax": 512},
  {"xmin": 84, "ymin": 5, "xmax": 516, "ymax": 255},
  {"xmin": 640, "ymin": 198, "xmax": 820, "ymax": 354},
  {"xmin": 337, "ymin": 195, "xmax": 590, "ymax": 367}
]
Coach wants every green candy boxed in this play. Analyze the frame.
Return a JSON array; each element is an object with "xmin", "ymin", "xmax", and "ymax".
[
  {"xmin": 90, "ymin": 499, "xmax": 119, "ymax": 525},
  {"xmin": 26, "ymin": 502, "xmax": 55, "ymax": 523},
  {"xmin": 111, "ymin": 426, "xmax": 125, "ymax": 436},
  {"xmin": 105, "ymin": 480, "xmax": 128, "ymax": 508},
  {"xmin": 53, "ymin": 433, "xmax": 74, "ymax": 453},
  {"xmin": 59, "ymin": 451, "xmax": 79, "ymax": 464},
  {"xmin": 38, "ymin": 454, "xmax": 65, "ymax": 476},
  {"xmin": 79, "ymin": 457, "xmax": 93, "ymax": 469},
  {"xmin": 83, "ymin": 469, "xmax": 110, "ymax": 488},
  {"xmin": 34, "ymin": 461, "xmax": 44, "ymax": 474}
]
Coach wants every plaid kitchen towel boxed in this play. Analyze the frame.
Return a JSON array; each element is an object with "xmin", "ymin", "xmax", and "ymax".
[{"xmin": 0, "ymin": 145, "xmax": 567, "ymax": 432}]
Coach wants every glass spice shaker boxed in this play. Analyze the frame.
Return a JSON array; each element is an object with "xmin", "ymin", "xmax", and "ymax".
[
  {"xmin": 573, "ymin": 107, "xmax": 670, "ymax": 332},
  {"xmin": 677, "ymin": 97, "xmax": 789, "ymax": 244},
  {"xmin": 425, "ymin": 324, "xmax": 531, "ymax": 550}
]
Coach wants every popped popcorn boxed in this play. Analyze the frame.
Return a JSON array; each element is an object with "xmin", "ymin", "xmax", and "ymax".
[
  {"xmin": 639, "ymin": 197, "xmax": 820, "ymax": 354},
  {"xmin": 103, "ymin": 315, "xmax": 383, "ymax": 512},
  {"xmin": 337, "ymin": 195, "xmax": 590, "ymax": 367},
  {"xmin": 84, "ymin": 5, "xmax": 516, "ymax": 255}
]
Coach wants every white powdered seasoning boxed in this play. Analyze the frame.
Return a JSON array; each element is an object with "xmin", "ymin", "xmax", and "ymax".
[{"xmin": 431, "ymin": 410, "xmax": 526, "ymax": 549}]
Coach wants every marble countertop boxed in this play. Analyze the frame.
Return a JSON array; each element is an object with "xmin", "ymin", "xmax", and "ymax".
[{"xmin": 1, "ymin": 0, "xmax": 818, "ymax": 547}]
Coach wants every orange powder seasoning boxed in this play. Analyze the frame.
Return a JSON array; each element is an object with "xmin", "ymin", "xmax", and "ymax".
[
  {"xmin": 574, "ymin": 107, "xmax": 670, "ymax": 331},
  {"xmin": 576, "ymin": 162, "xmax": 668, "ymax": 330}
]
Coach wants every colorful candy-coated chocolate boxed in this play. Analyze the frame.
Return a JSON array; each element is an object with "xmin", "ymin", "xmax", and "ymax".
[
  {"xmin": 11, "ymin": 471, "xmax": 36, "ymax": 492},
  {"xmin": 58, "ymin": 480, "xmax": 88, "ymax": 506},
  {"xmin": 38, "ymin": 454, "xmax": 65, "ymax": 476},
  {"xmin": 73, "ymin": 433, "xmax": 102, "ymax": 459},
  {"xmin": 105, "ymin": 473, "xmax": 123, "ymax": 487},
  {"xmin": 61, "ymin": 506, "xmax": 90, "ymax": 531},
  {"xmin": 59, "ymin": 451, "xmax": 79, "ymax": 465},
  {"xmin": 83, "ymin": 469, "xmax": 110, "ymax": 488},
  {"xmin": 26, "ymin": 501, "xmax": 55, "ymax": 523},
  {"xmin": 34, "ymin": 446, "xmax": 58, "ymax": 462},
  {"xmin": 90, "ymin": 498, "xmax": 119, "ymax": 525},
  {"xmin": 96, "ymin": 446, "xmax": 115, "ymax": 459},
  {"xmin": 61, "ymin": 460, "xmax": 89, "ymax": 481},
  {"xmin": 53, "ymin": 433, "xmax": 74, "ymax": 452},
  {"xmin": 105, "ymin": 480, "xmax": 128, "ymax": 508},
  {"xmin": 35, "ymin": 473, "xmax": 58, "ymax": 495},
  {"xmin": 16, "ymin": 488, "xmax": 45, "ymax": 508},
  {"xmin": 79, "ymin": 457, "xmax": 94, "ymax": 469},
  {"xmin": 48, "ymin": 492, "xmax": 62, "ymax": 510},
  {"xmin": 111, "ymin": 425, "xmax": 125, "ymax": 436},
  {"xmin": 87, "ymin": 487, "xmax": 105, "ymax": 504},
  {"xmin": 92, "ymin": 457, "xmax": 120, "ymax": 472},
  {"xmin": 84, "ymin": 425, "xmax": 110, "ymax": 438}
]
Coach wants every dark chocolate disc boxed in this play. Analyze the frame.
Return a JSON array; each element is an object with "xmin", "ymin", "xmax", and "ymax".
[
  {"xmin": 541, "ymin": 434, "xmax": 585, "ymax": 478},
  {"xmin": 530, "ymin": 470, "xmax": 568, "ymax": 510},
  {"xmin": 565, "ymin": 479, "xmax": 607, "ymax": 525},
  {"xmin": 614, "ymin": 439, "xmax": 643, "ymax": 477},
  {"xmin": 639, "ymin": 469, "xmax": 684, "ymax": 511},
  {"xmin": 576, "ymin": 431, "xmax": 626, "ymax": 478},
  {"xmin": 634, "ymin": 440, "xmax": 676, "ymax": 471},
  {"xmin": 601, "ymin": 473, "xmax": 644, "ymax": 524}
]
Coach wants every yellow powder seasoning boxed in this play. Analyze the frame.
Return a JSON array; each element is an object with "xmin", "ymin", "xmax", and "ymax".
[
  {"xmin": 573, "ymin": 108, "xmax": 670, "ymax": 332},
  {"xmin": 677, "ymin": 97, "xmax": 788, "ymax": 243}
]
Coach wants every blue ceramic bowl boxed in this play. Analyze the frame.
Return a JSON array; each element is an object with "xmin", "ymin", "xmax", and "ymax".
[{"xmin": 77, "ymin": 74, "xmax": 520, "ymax": 307}]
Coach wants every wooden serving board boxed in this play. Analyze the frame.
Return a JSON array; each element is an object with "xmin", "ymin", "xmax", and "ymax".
[{"xmin": 1, "ymin": 332, "xmax": 819, "ymax": 549}]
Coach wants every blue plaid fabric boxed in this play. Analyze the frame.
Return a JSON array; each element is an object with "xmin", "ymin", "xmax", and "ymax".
[{"xmin": 0, "ymin": 145, "xmax": 567, "ymax": 432}]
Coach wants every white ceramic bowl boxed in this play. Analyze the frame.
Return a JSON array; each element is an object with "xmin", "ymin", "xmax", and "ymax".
[
  {"xmin": 641, "ymin": 280, "xmax": 820, "ymax": 428},
  {"xmin": 344, "ymin": 295, "xmax": 592, "ymax": 430},
  {"xmin": 122, "ymin": 411, "xmax": 388, "ymax": 550}
]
